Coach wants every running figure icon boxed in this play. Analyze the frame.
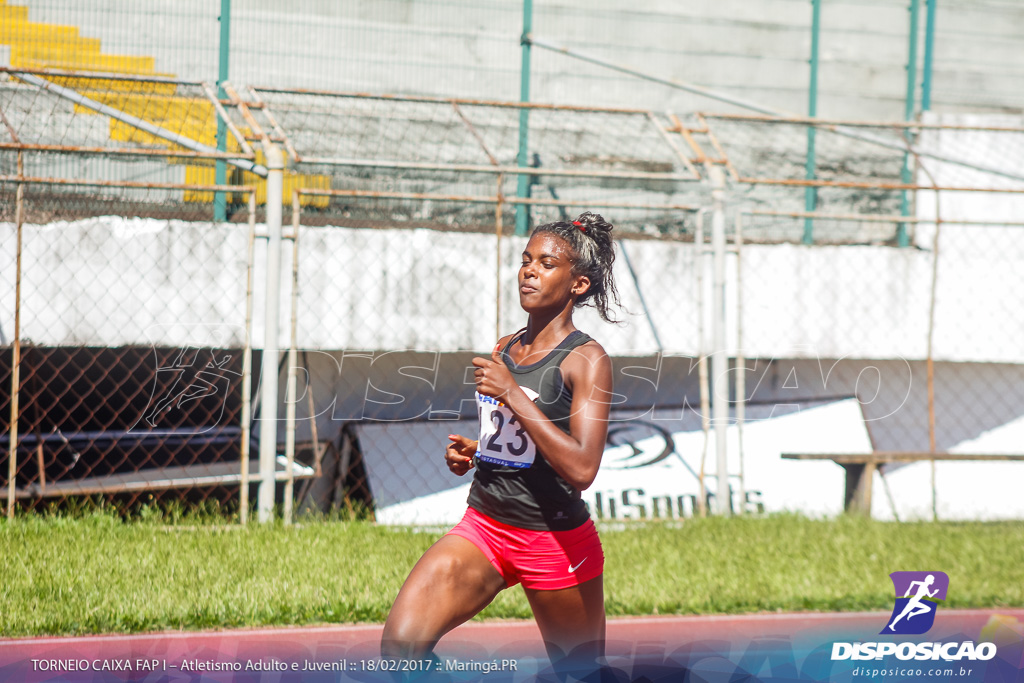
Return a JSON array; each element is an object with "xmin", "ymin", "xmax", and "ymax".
[{"xmin": 888, "ymin": 574, "xmax": 939, "ymax": 631}]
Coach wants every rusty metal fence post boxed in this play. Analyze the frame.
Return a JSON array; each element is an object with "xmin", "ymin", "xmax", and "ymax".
[{"xmin": 6, "ymin": 154, "xmax": 23, "ymax": 519}]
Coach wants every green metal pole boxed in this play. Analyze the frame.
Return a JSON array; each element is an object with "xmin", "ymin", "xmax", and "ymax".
[
  {"xmin": 215, "ymin": 0, "xmax": 231, "ymax": 222},
  {"xmin": 922, "ymin": 0, "xmax": 937, "ymax": 112},
  {"xmin": 803, "ymin": 0, "xmax": 822, "ymax": 245},
  {"xmin": 904, "ymin": 0, "xmax": 920, "ymax": 125},
  {"xmin": 515, "ymin": 0, "xmax": 533, "ymax": 236},
  {"xmin": 898, "ymin": 0, "xmax": 921, "ymax": 248}
]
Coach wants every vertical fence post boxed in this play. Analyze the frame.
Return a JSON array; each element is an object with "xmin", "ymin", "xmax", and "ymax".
[
  {"xmin": 804, "ymin": 0, "xmax": 822, "ymax": 245},
  {"xmin": 925, "ymin": 192, "xmax": 942, "ymax": 522},
  {"xmin": 515, "ymin": 0, "xmax": 533, "ymax": 236},
  {"xmin": 695, "ymin": 210, "xmax": 710, "ymax": 517},
  {"xmin": 215, "ymin": 0, "xmax": 232, "ymax": 222},
  {"xmin": 922, "ymin": 0, "xmax": 937, "ymax": 112},
  {"xmin": 283, "ymin": 191, "xmax": 300, "ymax": 525},
  {"xmin": 734, "ymin": 213, "xmax": 746, "ymax": 513},
  {"xmin": 922, "ymin": 0, "xmax": 938, "ymax": 522},
  {"xmin": 239, "ymin": 191, "xmax": 256, "ymax": 524},
  {"xmin": 898, "ymin": 0, "xmax": 921, "ymax": 248},
  {"xmin": 710, "ymin": 166, "xmax": 731, "ymax": 516},
  {"xmin": 495, "ymin": 175, "xmax": 504, "ymax": 340},
  {"xmin": 7, "ymin": 155, "xmax": 24, "ymax": 518},
  {"xmin": 258, "ymin": 145, "xmax": 285, "ymax": 523}
]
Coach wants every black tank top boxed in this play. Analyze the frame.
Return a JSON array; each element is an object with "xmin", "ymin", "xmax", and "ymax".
[{"xmin": 466, "ymin": 329, "xmax": 594, "ymax": 531}]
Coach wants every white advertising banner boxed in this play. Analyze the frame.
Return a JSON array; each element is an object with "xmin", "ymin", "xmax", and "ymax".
[{"xmin": 360, "ymin": 397, "xmax": 1024, "ymax": 525}]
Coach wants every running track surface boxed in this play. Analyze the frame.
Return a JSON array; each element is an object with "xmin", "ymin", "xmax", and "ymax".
[{"xmin": 3, "ymin": 609, "xmax": 1023, "ymax": 676}]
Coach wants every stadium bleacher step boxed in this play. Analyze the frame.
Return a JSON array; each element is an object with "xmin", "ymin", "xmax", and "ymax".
[{"xmin": 0, "ymin": 0, "xmax": 330, "ymax": 206}]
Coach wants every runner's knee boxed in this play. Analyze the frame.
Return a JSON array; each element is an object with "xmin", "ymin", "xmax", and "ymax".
[
  {"xmin": 381, "ymin": 614, "xmax": 430, "ymax": 658},
  {"xmin": 381, "ymin": 554, "xmax": 472, "ymax": 656}
]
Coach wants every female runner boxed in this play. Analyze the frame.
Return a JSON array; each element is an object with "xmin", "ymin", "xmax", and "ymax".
[{"xmin": 381, "ymin": 212, "xmax": 620, "ymax": 674}]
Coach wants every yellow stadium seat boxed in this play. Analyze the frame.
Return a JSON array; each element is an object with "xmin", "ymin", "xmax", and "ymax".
[
  {"xmin": 185, "ymin": 164, "xmax": 331, "ymax": 208},
  {"xmin": 0, "ymin": 21, "xmax": 92, "ymax": 45},
  {"xmin": 51, "ymin": 78, "xmax": 178, "ymax": 96},
  {"xmin": 8, "ymin": 42, "xmax": 105, "ymax": 61},
  {"xmin": 0, "ymin": 5, "xmax": 30, "ymax": 21},
  {"xmin": 81, "ymin": 94, "xmax": 214, "ymax": 125},
  {"xmin": 0, "ymin": 2, "xmax": 333, "ymax": 207},
  {"xmin": 13, "ymin": 53, "xmax": 156, "ymax": 74}
]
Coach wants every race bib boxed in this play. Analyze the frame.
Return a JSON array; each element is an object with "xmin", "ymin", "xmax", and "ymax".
[{"xmin": 476, "ymin": 387, "xmax": 540, "ymax": 468}]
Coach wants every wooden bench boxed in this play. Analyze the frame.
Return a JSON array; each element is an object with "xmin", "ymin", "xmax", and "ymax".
[
  {"xmin": 0, "ymin": 428, "xmax": 324, "ymax": 500},
  {"xmin": 2, "ymin": 458, "xmax": 317, "ymax": 500},
  {"xmin": 780, "ymin": 452, "xmax": 1024, "ymax": 515}
]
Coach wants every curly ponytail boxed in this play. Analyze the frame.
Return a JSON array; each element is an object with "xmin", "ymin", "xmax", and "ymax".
[{"xmin": 532, "ymin": 211, "xmax": 621, "ymax": 324}]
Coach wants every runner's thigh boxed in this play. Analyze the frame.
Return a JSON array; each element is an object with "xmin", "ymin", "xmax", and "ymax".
[
  {"xmin": 382, "ymin": 535, "xmax": 507, "ymax": 656},
  {"xmin": 524, "ymin": 574, "xmax": 605, "ymax": 663}
]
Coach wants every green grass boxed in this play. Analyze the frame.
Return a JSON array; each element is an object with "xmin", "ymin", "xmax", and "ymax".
[{"xmin": 2, "ymin": 510, "xmax": 1022, "ymax": 637}]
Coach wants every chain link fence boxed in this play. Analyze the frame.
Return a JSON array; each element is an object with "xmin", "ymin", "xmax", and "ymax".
[
  {"xmin": 245, "ymin": 87, "xmax": 701, "ymax": 232},
  {"xmin": 0, "ymin": 69, "xmax": 268, "ymax": 512},
  {"xmin": 3, "ymin": 65, "xmax": 1024, "ymax": 522},
  {"xmin": 719, "ymin": 114, "xmax": 1024, "ymax": 521},
  {"xmin": 7, "ymin": 0, "xmax": 1024, "ymax": 118},
  {"xmin": 268, "ymin": 88, "xmax": 707, "ymax": 523}
]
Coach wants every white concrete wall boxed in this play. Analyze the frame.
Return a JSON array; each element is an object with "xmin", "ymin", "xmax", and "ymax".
[{"xmin": 2, "ymin": 215, "xmax": 1022, "ymax": 363}]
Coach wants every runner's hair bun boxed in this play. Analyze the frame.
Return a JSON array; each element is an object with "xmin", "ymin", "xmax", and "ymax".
[{"xmin": 532, "ymin": 212, "xmax": 621, "ymax": 324}]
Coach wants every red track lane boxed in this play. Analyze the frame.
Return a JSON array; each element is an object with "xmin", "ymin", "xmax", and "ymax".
[{"xmin": 3, "ymin": 609, "xmax": 1022, "ymax": 662}]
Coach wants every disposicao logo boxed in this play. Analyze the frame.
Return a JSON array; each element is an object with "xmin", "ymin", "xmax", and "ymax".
[
  {"xmin": 831, "ymin": 571, "xmax": 998, "ymax": 663},
  {"xmin": 882, "ymin": 571, "xmax": 949, "ymax": 635}
]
